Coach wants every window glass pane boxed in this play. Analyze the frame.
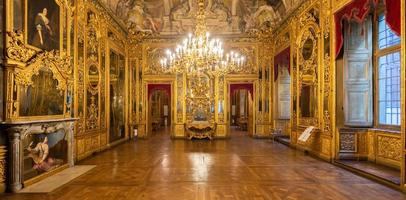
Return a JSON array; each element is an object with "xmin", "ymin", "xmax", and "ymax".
[
  {"xmin": 378, "ymin": 51, "xmax": 401, "ymax": 125},
  {"xmin": 378, "ymin": 14, "xmax": 400, "ymax": 49}
]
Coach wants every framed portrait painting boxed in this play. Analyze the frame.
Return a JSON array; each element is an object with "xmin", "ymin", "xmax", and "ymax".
[{"xmin": 27, "ymin": 0, "xmax": 60, "ymax": 51}]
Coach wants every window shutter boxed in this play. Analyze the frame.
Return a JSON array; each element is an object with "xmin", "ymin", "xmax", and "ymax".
[
  {"xmin": 343, "ymin": 17, "xmax": 373, "ymax": 126},
  {"xmin": 277, "ymin": 67, "xmax": 291, "ymax": 119}
]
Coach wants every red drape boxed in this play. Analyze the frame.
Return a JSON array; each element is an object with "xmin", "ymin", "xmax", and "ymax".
[
  {"xmin": 274, "ymin": 47, "xmax": 290, "ymax": 82},
  {"xmin": 384, "ymin": 0, "xmax": 401, "ymax": 35},
  {"xmin": 148, "ymin": 84, "xmax": 171, "ymax": 98},
  {"xmin": 334, "ymin": 0, "xmax": 372, "ymax": 58},
  {"xmin": 334, "ymin": 0, "xmax": 401, "ymax": 58},
  {"xmin": 230, "ymin": 84, "xmax": 254, "ymax": 100}
]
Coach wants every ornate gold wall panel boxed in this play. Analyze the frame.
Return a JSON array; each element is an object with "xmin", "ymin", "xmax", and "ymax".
[
  {"xmin": 337, "ymin": 128, "xmax": 402, "ymax": 169},
  {"xmin": 271, "ymin": 0, "xmax": 333, "ymax": 160},
  {"xmin": 374, "ymin": 131, "xmax": 401, "ymax": 168},
  {"xmin": 130, "ymin": 37, "xmax": 270, "ymax": 139},
  {"xmin": 74, "ymin": 0, "xmax": 127, "ymax": 161},
  {"xmin": 1, "ymin": 0, "xmax": 405, "ymax": 192}
]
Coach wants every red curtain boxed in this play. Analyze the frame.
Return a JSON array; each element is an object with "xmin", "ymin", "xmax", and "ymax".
[
  {"xmin": 230, "ymin": 84, "xmax": 254, "ymax": 100},
  {"xmin": 384, "ymin": 0, "xmax": 401, "ymax": 35},
  {"xmin": 334, "ymin": 0, "xmax": 401, "ymax": 58},
  {"xmin": 334, "ymin": 0, "xmax": 372, "ymax": 58},
  {"xmin": 148, "ymin": 84, "xmax": 171, "ymax": 98},
  {"xmin": 274, "ymin": 47, "xmax": 290, "ymax": 82}
]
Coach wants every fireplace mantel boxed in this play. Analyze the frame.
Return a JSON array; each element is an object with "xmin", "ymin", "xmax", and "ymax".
[{"xmin": 0, "ymin": 118, "xmax": 77, "ymax": 192}]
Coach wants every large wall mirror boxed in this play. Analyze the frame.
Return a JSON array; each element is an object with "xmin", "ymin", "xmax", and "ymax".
[
  {"xmin": 109, "ymin": 49, "xmax": 126, "ymax": 143},
  {"xmin": 298, "ymin": 25, "xmax": 319, "ymax": 126},
  {"xmin": 19, "ymin": 66, "xmax": 65, "ymax": 116}
]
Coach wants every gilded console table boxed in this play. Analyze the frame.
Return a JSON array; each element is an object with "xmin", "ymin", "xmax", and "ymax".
[{"xmin": 186, "ymin": 121, "xmax": 215, "ymax": 140}]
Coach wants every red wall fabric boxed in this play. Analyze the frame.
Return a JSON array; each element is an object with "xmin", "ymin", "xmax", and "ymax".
[
  {"xmin": 384, "ymin": 0, "xmax": 401, "ymax": 35},
  {"xmin": 334, "ymin": 0, "xmax": 401, "ymax": 58},
  {"xmin": 148, "ymin": 84, "xmax": 171, "ymax": 98},
  {"xmin": 230, "ymin": 84, "xmax": 254, "ymax": 100},
  {"xmin": 274, "ymin": 47, "xmax": 290, "ymax": 82}
]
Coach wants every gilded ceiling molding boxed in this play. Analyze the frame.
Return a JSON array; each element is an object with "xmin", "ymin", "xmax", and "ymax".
[
  {"xmin": 85, "ymin": 0, "xmax": 127, "ymax": 37},
  {"xmin": 272, "ymin": 0, "xmax": 315, "ymax": 37},
  {"xmin": 127, "ymin": 26, "xmax": 152, "ymax": 45}
]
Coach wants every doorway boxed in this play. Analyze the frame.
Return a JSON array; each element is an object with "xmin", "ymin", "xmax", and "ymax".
[
  {"xmin": 273, "ymin": 46, "xmax": 291, "ymax": 144},
  {"xmin": 147, "ymin": 84, "xmax": 171, "ymax": 135},
  {"xmin": 273, "ymin": 64, "xmax": 291, "ymax": 144},
  {"xmin": 229, "ymin": 83, "xmax": 254, "ymax": 137}
]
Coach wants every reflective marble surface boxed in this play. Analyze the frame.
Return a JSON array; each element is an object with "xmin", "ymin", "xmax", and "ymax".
[{"xmin": 1, "ymin": 128, "xmax": 405, "ymax": 199}]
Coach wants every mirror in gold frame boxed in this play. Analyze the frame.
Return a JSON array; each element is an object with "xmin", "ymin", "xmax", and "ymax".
[
  {"xmin": 19, "ymin": 66, "xmax": 65, "ymax": 116},
  {"xmin": 109, "ymin": 50, "xmax": 126, "ymax": 143},
  {"xmin": 87, "ymin": 64, "xmax": 99, "ymax": 92},
  {"xmin": 298, "ymin": 26, "xmax": 319, "ymax": 126}
]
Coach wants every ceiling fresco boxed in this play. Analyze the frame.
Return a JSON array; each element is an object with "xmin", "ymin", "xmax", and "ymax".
[{"xmin": 100, "ymin": 0, "xmax": 304, "ymax": 34}]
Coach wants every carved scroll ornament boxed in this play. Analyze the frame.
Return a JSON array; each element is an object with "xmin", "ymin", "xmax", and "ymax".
[
  {"xmin": 6, "ymin": 31, "xmax": 73, "ymax": 91},
  {"xmin": 6, "ymin": 31, "xmax": 36, "ymax": 63},
  {"xmin": 14, "ymin": 50, "xmax": 73, "ymax": 91}
]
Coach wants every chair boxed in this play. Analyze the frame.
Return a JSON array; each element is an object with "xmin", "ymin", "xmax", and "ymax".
[{"xmin": 269, "ymin": 128, "xmax": 283, "ymax": 143}]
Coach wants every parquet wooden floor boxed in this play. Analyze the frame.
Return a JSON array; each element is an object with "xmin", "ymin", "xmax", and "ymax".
[{"xmin": 2, "ymin": 128, "xmax": 406, "ymax": 200}]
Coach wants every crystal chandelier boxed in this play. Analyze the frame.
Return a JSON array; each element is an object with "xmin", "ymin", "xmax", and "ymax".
[{"xmin": 160, "ymin": 0, "xmax": 245, "ymax": 76}]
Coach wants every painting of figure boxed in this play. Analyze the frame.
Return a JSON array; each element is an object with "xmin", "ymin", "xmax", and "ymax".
[
  {"xmin": 27, "ymin": 0, "xmax": 60, "ymax": 50},
  {"xmin": 23, "ymin": 131, "xmax": 67, "ymax": 181}
]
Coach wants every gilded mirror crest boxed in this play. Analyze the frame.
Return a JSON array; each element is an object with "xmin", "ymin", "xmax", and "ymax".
[{"xmin": 19, "ymin": 66, "xmax": 65, "ymax": 116}]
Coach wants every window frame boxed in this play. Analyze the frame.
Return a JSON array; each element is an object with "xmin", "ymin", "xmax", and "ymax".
[{"xmin": 373, "ymin": 11, "xmax": 401, "ymax": 130}]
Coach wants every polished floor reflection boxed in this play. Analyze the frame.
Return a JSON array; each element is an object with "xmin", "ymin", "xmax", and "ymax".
[{"xmin": 2, "ymin": 128, "xmax": 406, "ymax": 200}]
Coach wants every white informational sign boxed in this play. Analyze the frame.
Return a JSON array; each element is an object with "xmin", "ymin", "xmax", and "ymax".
[
  {"xmin": 164, "ymin": 105, "xmax": 168, "ymax": 116},
  {"xmin": 298, "ymin": 126, "xmax": 314, "ymax": 142}
]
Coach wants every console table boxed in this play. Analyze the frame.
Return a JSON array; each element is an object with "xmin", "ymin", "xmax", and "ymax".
[{"xmin": 185, "ymin": 121, "xmax": 215, "ymax": 140}]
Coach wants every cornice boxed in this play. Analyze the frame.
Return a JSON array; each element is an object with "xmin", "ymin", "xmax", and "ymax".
[{"xmin": 89, "ymin": 0, "xmax": 128, "ymax": 35}]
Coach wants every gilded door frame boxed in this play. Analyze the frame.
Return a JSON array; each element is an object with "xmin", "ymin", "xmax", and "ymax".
[
  {"xmin": 226, "ymin": 75, "xmax": 258, "ymax": 137},
  {"xmin": 143, "ymin": 76, "xmax": 176, "ymax": 138}
]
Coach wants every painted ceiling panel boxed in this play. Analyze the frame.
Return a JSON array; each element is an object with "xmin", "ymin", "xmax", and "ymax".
[{"xmin": 99, "ymin": 0, "xmax": 304, "ymax": 34}]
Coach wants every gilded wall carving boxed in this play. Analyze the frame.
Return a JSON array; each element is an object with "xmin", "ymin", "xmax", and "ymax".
[
  {"xmin": 377, "ymin": 135, "xmax": 402, "ymax": 162},
  {"xmin": 145, "ymin": 47, "xmax": 172, "ymax": 75},
  {"xmin": 218, "ymin": 76, "xmax": 225, "ymax": 123},
  {"xmin": 176, "ymin": 74, "xmax": 184, "ymax": 123},
  {"xmin": 14, "ymin": 50, "xmax": 72, "ymax": 91},
  {"xmin": 74, "ymin": 0, "xmax": 127, "ymax": 160},
  {"xmin": 339, "ymin": 132, "xmax": 356, "ymax": 152},
  {"xmin": 5, "ymin": 31, "xmax": 36, "ymax": 63},
  {"xmin": 271, "ymin": 0, "xmax": 333, "ymax": 159}
]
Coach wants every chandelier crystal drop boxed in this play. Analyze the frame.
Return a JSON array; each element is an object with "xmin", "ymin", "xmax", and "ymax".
[{"xmin": 160, "ymin": 0, "xmax": 246, "ymax": 76}]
